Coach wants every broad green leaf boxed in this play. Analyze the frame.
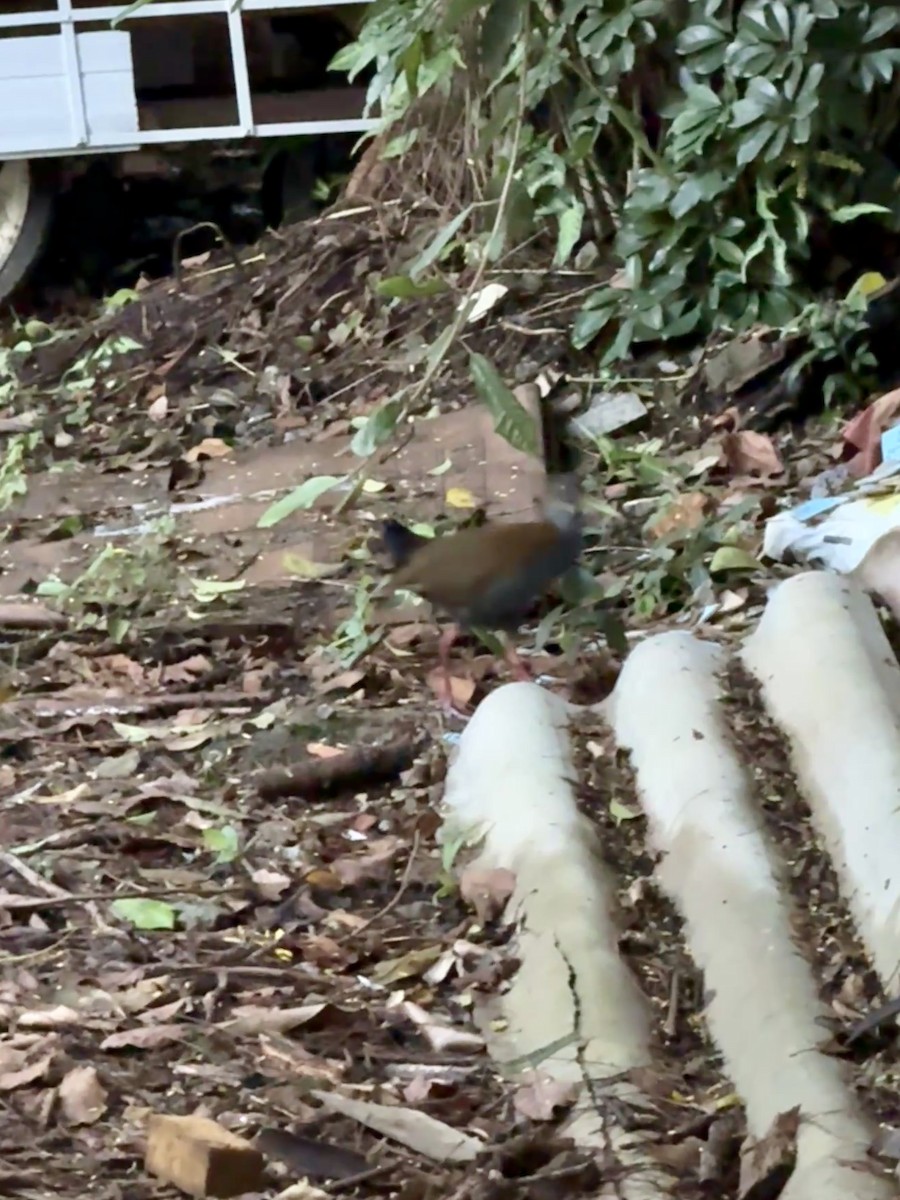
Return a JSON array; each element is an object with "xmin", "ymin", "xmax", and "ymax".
[
  {"xmin": 203, "ymin": 825, "xmax": 240, "ymax": 863},
  {"xmin": 351, "ymin": 397, "xmax": 405, "ymax": 456},
  {"xmin": 468, "ymin": 352, "xmax": 539, "ymax": 457},
  {"xmin": 480, "ymin": 0, "xmax": 524, "ymax": 75},
  {"xmin": 111, "ymin": 898, "xmax": 176, "ymax": 930},
  {"xmin": 709, "ymin": 546, "xmax": 762, "ymax": 573},
  {"xmin": 830, "ymin": 203, "xmax": 891, "ymax": 223},
  {"xmin": 257, "ymin": 476, "xmax": 342, "ymax": 528},
  {"xmin": 375, "ymin": 275, "xmax": 448, "ymax": 298},
  {"xmin": 192, "ymin": 578, "xmax": 246, "ymax": 603},
  {"xmin": 442, "ymin": 0, "xmax": 486, "ymax": 31},
  {"xmin": 408, "ymin": 206, "xmax": 473, "ymax": 279},
  {"xmin": 555, "ymin": 202, "xmax": 584, "ymax": 265}
]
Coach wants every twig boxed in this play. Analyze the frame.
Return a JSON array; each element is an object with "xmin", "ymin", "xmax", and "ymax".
[
  {"xmin": 338, "ymin": 830, "xmax": 421, "ymax": 941},
  {"xmin": 0, "ymin": 885, "xmax": 243, "ymax": 913},
  {"xmin": 664, "ymin": 968, "xmax": 680, "ymax": 1039},
  {"xmin": 325, "ymin": 1163, "xmax": 398, "ymax": 1193},
  {"xmin": 332, "ymin": 12, "xmax": 534, "ymax": 514},
  {"xmin": 0, "ymin": 852, "xmax": 70, "ymax": 899}
]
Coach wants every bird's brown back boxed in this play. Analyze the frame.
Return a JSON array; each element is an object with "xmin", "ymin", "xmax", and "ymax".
[{"xmin": 390, "ymin": 520, "xmax": 579, "ymax": 626}]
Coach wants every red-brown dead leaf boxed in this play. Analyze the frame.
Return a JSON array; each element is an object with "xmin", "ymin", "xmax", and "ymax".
[
  {"xmin": 330, "ymin": 836, "xmax": 403, "ymax": 886},
  {"xmin": 647, "ymin": 492, "xmax": 710, "ymax": 541},
  {"xmin": 459, "ymin": 865, "xmax": 516, "ymax": 923},
  {"xmin": 841, "ymin": 386, "xmax": 900, "ymax": 477},
  {"xmin": 720, "ymin": 430, "xmax": 784, "ymax": 478},
  {"xmin": 58, "ymin": 1065, "xmax": 108, "ymax": 1126},
  {"xmin": 512, "ymin": 1072, "xmax": 579, "ymax": 1121}
]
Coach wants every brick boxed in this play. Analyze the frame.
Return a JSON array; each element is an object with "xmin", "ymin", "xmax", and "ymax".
[{"xmin": 145, "ymin": 1114, "xmax": 265, "ymax": 1198}]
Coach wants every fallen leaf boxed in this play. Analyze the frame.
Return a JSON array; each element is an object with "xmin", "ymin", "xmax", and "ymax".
[
  {"xmin": 709, "ymin": 546, "xmax": 762, "ymax": 574},
  {"xmin": 370, "ymin": 946, "xmax": 443, "ymax": 985},
  {"xmin": 312, "ymin": 1089, "xmax": 481, "ymax": 1164},
  {"xmin": 401, "ymin": 1002, "xmax": 485, "ymax": 1053},
  {"xmin": 841, "ymin": 386, "xmax": 900, "ymax": 477},
  {"xmin": 100, "ymin": 1025, "xmax": 184, "ymax": 1051},
  {"xmin": 58, "ymin": 1065, "xmax": 108, "ymax": 1125},
  {"xmin": 386, "ymin": 623, "xmax": 429, "ymax": 648},
  {"xmin": 255, "ymin": 1128, "xmax": 368, "ymax": 1182},
  {"xmin": 445, "ymin": 487, "xmax": 478, "ymax": 509},
  {"xmin": 147, "ymin": 394, "xmax": 168, "ymax": 421},
  {"xmin": 95, "ymin": 748, "xmax": 141, "ymax": 779},
  {"xmin": 225, "ymin": 1004, "xmax": 352, "ymax": 1036},
  {"xmin": 184, "ymin": 437, "xmax": 233, "ymax": 463},
  {"xmin": 513, "ymin": 1071, "xmax": 580, "ymax": 1121},
  {"xmin": 426, "ymin": 669, "xmax": 475, "ymax": 707},
  {"xmin": 720, "ymin": 431, "xmax": 783, "ymax": 478},
  {"xmin": 283, "ymin": 554, "xmax": 344, "ymax": 580},
  {"xmin": 647, "ymin": 492, "xmax": 709, "ymax": 540},
  {"xmin": 317, "ymin": 670, "xmax": 366, "ymax": 695},
  {"xmin": 0, "ymin": 1051, "xmax": 54, "ymax": 1091},
  {"xmin": 252, "ymin": 868, "xmax": 291, "ymax": 900},
  {"xmin": 459, "ymin": 866, "xmax": 516, "ymax": 923},
  {"xmin": 111, "ymin": 898, "xmax": 176, "ymax": 931},
  {"xmin": 307, "ymin": 743, "xmax": 344, "ymax": 759},
  {"xmin": 330, "ymin": 837, "xmax": 402, "ymax": 886},
  {"xmin": 738, "ymin": 1106, "xmax": 800, "ymax": 1200},
  {"xmin": 17, "ymin": 1005, "xmax": 81, "ymax": 1029}
]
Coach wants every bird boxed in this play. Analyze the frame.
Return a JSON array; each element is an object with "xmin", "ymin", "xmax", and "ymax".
[{"xmin": 380, "ymin": 476, "xmax": 583, "ymax": 713}]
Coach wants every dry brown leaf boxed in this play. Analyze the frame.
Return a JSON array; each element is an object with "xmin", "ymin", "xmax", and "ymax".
[
  {"xmin": 252, "ymin": 868, "xmax": 292, "ymax": 900},
  {"xmin": 17, "ymin": 1005, "xmax": 82, "ymax": 1029},
  {"xmin": 512, "ymin": 1071, "xmax": 579, "ymax": 1121},
  {"xmin": 739, "ymin": 1106, "xmax": 800, "ymax": 1200},
  {"xmin": 317, "ymin": 669, "xmax": 366, "ymax": 695},
  {"xmin": 306, "ymin": 742, "xmax": 345, "ymax": 759},
  {"xmin": 160, "ymin": 655, "xmax": 212, "ymax": 685},
  {"xmin": 225, "ymin": 1003, "xmax": 352, "ymax": 1036},
  {"xmin": 0, "ymin": 1051, "xmax": 55, "ymax": 1091},
  {"xmin": 312, "ymin": 1089, "xmax": 481, "ymax": 1164},
  {"xmin": 184, "ymin": 437, "xmax": 233, "ymax": 463},
  {"xmin": 401, "ymin": 1002, "xmax": 485, "ymax": 1053},
  {"xmin": 647, "ymin": 492, "xmax": 709, "ymax": 541},
  {"xmin": 426, "ymin": 669, "xmax": 476, "ymax": 707},
  {"xmin": 459, "ymin": 865, "xmax": 516, "ymax": 923},
  {"xmin": 720, "ymin": 430, "xmax": 784, "ymax": 478},
  {"xmin": 100, "ymin": 1024, "xmax": 184, "ymax": 1051},
  {"xmin": 370, "ymin": 946, "xmax": 443, "ymax": 986},
  {"xmin": 386, "ymin": 623, "xmax": 429, "ymax": 648},
  {"xmin": 58, "ymin": 1065, "xmax": 108, "ymax": 1125},
  {"xmin": 330, "ymin": 836, "xmax": 402, "ymax": 886},
  {"xmin": 147, "ymin": 393, "xmax": 168, "ymax": 422}
]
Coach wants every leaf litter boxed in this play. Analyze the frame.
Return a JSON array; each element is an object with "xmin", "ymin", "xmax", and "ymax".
[{"xmin": 2, "ymin": 188, "xmax": 898, "ymax": 1200}]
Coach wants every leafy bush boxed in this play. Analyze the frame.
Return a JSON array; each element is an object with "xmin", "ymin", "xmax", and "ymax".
[{"xmin": 336, "ymin": 0, "xmax": 900, "ymax": 363}]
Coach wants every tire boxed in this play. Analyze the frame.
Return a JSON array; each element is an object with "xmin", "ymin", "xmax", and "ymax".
[{"xmin": 0, "ymin": 158, "xmax": 56, "ymax": 303}]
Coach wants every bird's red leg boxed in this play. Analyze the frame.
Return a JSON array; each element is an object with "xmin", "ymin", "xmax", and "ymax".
[
  {"xmin": 435, "ymin": 624, "xmax": 468, "ymax": 716},
  {"xmin": 503, "ymin": 637, "xmax": 533, "ymax": 682}
]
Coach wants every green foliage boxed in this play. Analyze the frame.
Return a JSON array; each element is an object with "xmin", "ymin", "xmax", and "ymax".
[
  {"xmin": 344, "ymin": 0, "xmax": 900, "ymax": 363},
  {"xmin": 36, "ymin": 518, "xmax": 183, "ymax": 641}
]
